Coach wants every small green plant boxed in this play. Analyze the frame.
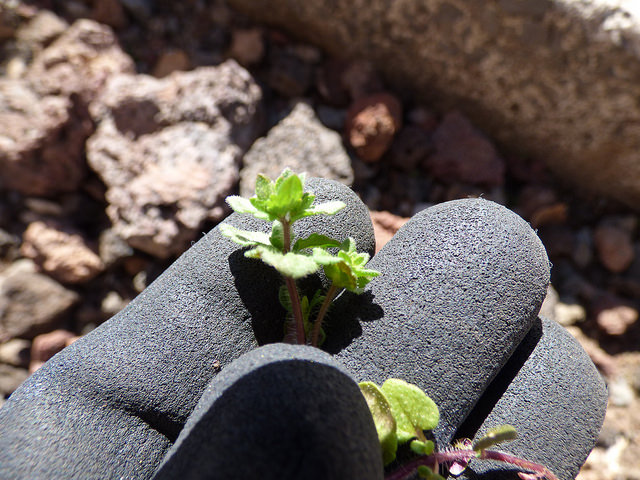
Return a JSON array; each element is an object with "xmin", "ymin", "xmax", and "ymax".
[
  {"xmin": 220, "ymin": 169, "xmax": 379, "ymax": 346},
  {"xmin": 360, "ymin": 379, "xmax": 559, "ymax": 480},
  {"xmin": 222, "ymin": 170, "xmax": 558, "ymax": 480}
]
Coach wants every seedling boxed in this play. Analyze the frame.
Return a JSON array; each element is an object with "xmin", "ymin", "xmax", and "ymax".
[
  {"xmin": 223, "ymin": 170, "xmax": 559, "ymax": 480},
  {"xmin": 220, "ymin": 169, "xmax": 379, "ymax": 346},
  {"xmin": 360, "ymin": 379, "xmax": 559, "ymax": 480}
]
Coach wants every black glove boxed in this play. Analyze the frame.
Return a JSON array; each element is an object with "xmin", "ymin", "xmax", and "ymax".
[{"xmin": 0, "ymin": 178, "xmax": 606, "ymax": 480}]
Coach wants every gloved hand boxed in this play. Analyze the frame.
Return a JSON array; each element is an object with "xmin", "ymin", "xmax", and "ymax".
[{"xmin": 0, "ymin": 178, "xmax": 606, "ymax": 480}]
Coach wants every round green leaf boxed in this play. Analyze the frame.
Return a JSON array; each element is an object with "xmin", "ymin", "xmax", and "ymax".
[
  {"xmin": 381, "ymin": 379, "xmax": 439, "ymax": 444},
  {"xmin": 359, "ymin": 381, "xmax": 398, "ymax": 466}
]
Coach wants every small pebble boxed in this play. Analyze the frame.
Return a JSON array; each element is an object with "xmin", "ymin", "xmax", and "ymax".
[
  {"xmin": 594, "ymin": 223, "xmax": 635, "ymax": 273},
  {"xmin": 609, "ymin": 376, "xmax": 635, "ymax": 407},
  {"xmin": 597, "ymin": 304, "xmax": 638, "ymax": 336}
]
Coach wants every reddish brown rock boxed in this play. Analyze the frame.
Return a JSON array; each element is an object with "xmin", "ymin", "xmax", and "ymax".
[
  {"xmin": 369, "ymin": 210, "xmax": 409, "ymax": 253},
  {"xmin": 0, "ymin": 260, "xmax": 79, "ymax": 342},
  {"xmin": 91, "ymin": 0, "xmax": 128, "ymax": 30},
  {"xmin": 26, "ymin": 19, "xmax": 135, "ymax": 103},
  {"xmin": 425, "ymin": 111, "xmax": 505, "ymax": 186},
  {"xmin": 345, "ymin": 92, "xmax": 402, "ymax": 162},
  {"xmin": 229, "ymin": 28, "xmax": 265, "ymax": 66},
  {"xmin": 152, "ymin": 49, "xmax": 191, "ymax": 78},
  {"xmin": 0, "ymin": 79, "xmax": 90, "ymax": 196},
  {"xmin": 594, "ymin": 224, "xmax": 635, "ymax": 273},
  {"xmin": 29, "ymin": 329, "xmax": 78, "ymax": 373},
  {"xmin": 21, "ymin": 221, "xmax": 105, "ymax": 284}
]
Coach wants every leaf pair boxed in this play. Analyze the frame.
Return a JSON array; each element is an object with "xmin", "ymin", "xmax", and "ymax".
[
  {"xmin": 226, "ymin": 169, "xmax": 345, "ymax": 223},
  {"xmin": 359, "ymin": 379, "xmax": 439, "ymax": 466}
]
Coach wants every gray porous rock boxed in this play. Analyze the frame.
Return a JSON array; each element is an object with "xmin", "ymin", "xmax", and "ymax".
[
  {"xmin": 239, "ymin": 101, "xmax": 353, "ymax": 197},
  {"xmin": 227, "ymin": 0, "xmax": 640, "ymax": 210},
  {"xmin": 0, "ymin": 178, "xmax": 374, "ymax": 480},
  {"xmin": 87, "ymin": 61, "xmax": 263, "ymax": 258},
  {"xmin": 152, "ymin": 343, "xmax": 383, "ymax": 480}
]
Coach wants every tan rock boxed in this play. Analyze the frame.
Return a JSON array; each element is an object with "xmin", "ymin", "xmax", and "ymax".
[
  {"xmin": 21, "ymin": 221, "xmax": 104, "ymax": 284},
  {"xmin": 29, "ymin": 329, "xmax": 78, "ymax": 373},
  {"xmin": 228, "ymin": 0, "xmax": 640, "ymax": 209},
  {"xmin": 369, "ymin": 210, "xmax": 410, "ymax": 253}
]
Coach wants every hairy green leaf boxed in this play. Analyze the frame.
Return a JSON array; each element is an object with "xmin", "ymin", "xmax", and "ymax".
[
  {"xmin": 226, "ymin": 196, "xmax": 270, "ymax": 221},
  {"xmin": 245, "ymin": 246, "xmax": 320, "ymax": 279},
  {"xmin": 270, "ymin": 221, "xmax": 285, "ymax": 251},
  {"xmin": 359, "ymin": 382, "xmax": 398, "ymax": 466},
  {"xmin": 255, "ymin": 174, "xmax": 274, "ymax": 200},
  {"xmin": 297, "ymin": 200, "xmax": 346, "ymax": 219},
  {"xmin": 380, "ymin": 379, "xmax": 439, "ymax": 444},
  {"xmin": 410, "ymin": 439, "xmax": 435, "ymax": 456},
  {"xmin": 219, "ymin": 224, "xmax": 271, "ymax": 247},
  {"xmin": 293, "ymin": 233, "xmax": 342, "ymax": 252}
]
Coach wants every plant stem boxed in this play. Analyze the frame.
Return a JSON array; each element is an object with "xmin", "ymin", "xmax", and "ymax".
[
  {"xmin": 479, "ymin": 450, "xmax": 559, "ymax": 480},
  {"xmin": 384, "ymin": 448, "xmax": 557, "ymax": 480},
  {"xmin": 310, "ymin": 283, "xmax": 339, "ymax": 347},
  {"xmin": 285, "ymin": 276, "xmax": 306, "ymax": 345},
  {"xmin": 280, "ymin": 219, "xmax": 306, "ymax": 344}
]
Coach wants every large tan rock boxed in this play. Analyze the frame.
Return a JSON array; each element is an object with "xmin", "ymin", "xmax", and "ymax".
[{"xmin": 228, "ymin": 0, "xmax": 640, "ymax": 209}]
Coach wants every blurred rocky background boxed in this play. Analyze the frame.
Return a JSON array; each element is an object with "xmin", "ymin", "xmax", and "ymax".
[{"xmin": 0, "ymin": 1, "xmax": 638, "ymax": 478}]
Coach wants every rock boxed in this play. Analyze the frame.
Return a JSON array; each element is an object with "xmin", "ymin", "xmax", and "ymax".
[
  {"xmin": 566, "ymin": 326, "xmax": 617, "ymax": 377},
  {"xmin": 345, "ymin": 92, "xmax": 402, "ymax": 162},
  {"xmin": 87, "ymin": 61, "xmax": 263, "ymax": 258},
  {"xmin": 554, "ymin": 301, "xmax": 587, "ymax": 326},
  {"xmin": 228, "ymin": 28, "xmax": 265, "ymax": 66},
  {"xmin": 153, "ymin": 344, "xmax": 383, "ymax": 480},
  {"xmin": 0, "ymin": 79, "xmax": 90, "ymax": 196},
  {"xmin": 608, "ymin": 376, "xmax": 635, "ymax": 408},
  {"xmin": 15, "ymin": 10, "xmax": 68, "ymax": 50},
  {"xmin": 0, "ymin": 178, "xmax": 375, "ymax": 479},
  {"xmin": 26, "ymin": 19, "xmax": 135, "ymax": 103},
  {"xmin": 227, "ymin": 0, "xmax": 640, "ymax": 209},
  {"xmin": 594, "ymin": 222, "xmax": 635, "ymax": 273},
  {"xmin": 266, "ymin": 45, "xmax": 315, "ymax": 97},
  {"xmin": 596, "ymin": 302, "xmax": 638, "ymax": 336},
  {"xmin": 388, "ymin": 125, "xmax": 434, "ymax": 172},
  {"xmin": 239, "ymin": 101, "xmax": 353, "ymax": 196},
  {"xmin": 29, "ymin": 330, "xmax": 78, "ymax": 373},
  {"xmin": 369, "ymin": 210, "xmax": 410, "ymax": 253},
  {"xmin": 0, "ymin": 339, "xmax": 30, "ymax": 369},
  {"xmin": 151, "ymin": 49, "xmax": 191, "ymax": 78},
  {"xmin": 21, "ymin": 221, "xmax": 105, "ymax": 284},
  {"xmin": 425, "ymin": 111, "xmax": 505, "ymax": 186},
  {"xmin": 91, "ymin": 0, "xmax": 128, "ymax": 29},
  {"xmin": 0, "ymin": 364, "xmax": 28, "ymax": 398},
  {"xmin": 98, "ymin": 228, "xmax": 134, "ymax": 268},
  {"xmin": 0, "ymin": 260, "xmax": 79, "ymax": 342}
]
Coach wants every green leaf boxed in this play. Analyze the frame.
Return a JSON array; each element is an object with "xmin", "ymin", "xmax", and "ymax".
[
  {"xmin": 278, "ymin": 285, "xmax": 292, "ymax": 313},
  {"xmin": 417, "ymin": 466, "xmax": 445, "ymax": 480},
  {"xmin": 293, "ymin": 234, "xmax": 342, "ymax": 252},
  {"xmin": 245, "ymin": 246, "xmax": 320, "ymax": 279},
  {"xmin": 380, "ymin": 379, "xmax": 439, "ymax": 444},
  {"xmin": 359, "ymin": 382, "xmax": 398, "ymax": 466},
  {"xmin": 270, "ymin": 221, "xmax": 285, "ymax": 251},
  {"xmin": 226, "ymin": 196, "xmax": 270, "ymax": 221},
  {"xmin": 473, "ymin": 425, "xmax": 518, "ymax": 452},
  {"xmin": 410, "ymin": 439, "xmax": 435, "ymax": 456},
  {"xmin": 219, "ymin": 224, "xmax": 271, "ymax": 247},
  {"xmin": 301, "ymin": 200, "xmax": 346, "ymax": 217},
  {"xmin": 255, "ymin": 174, "xmax": 274, "ymax": 200}
]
